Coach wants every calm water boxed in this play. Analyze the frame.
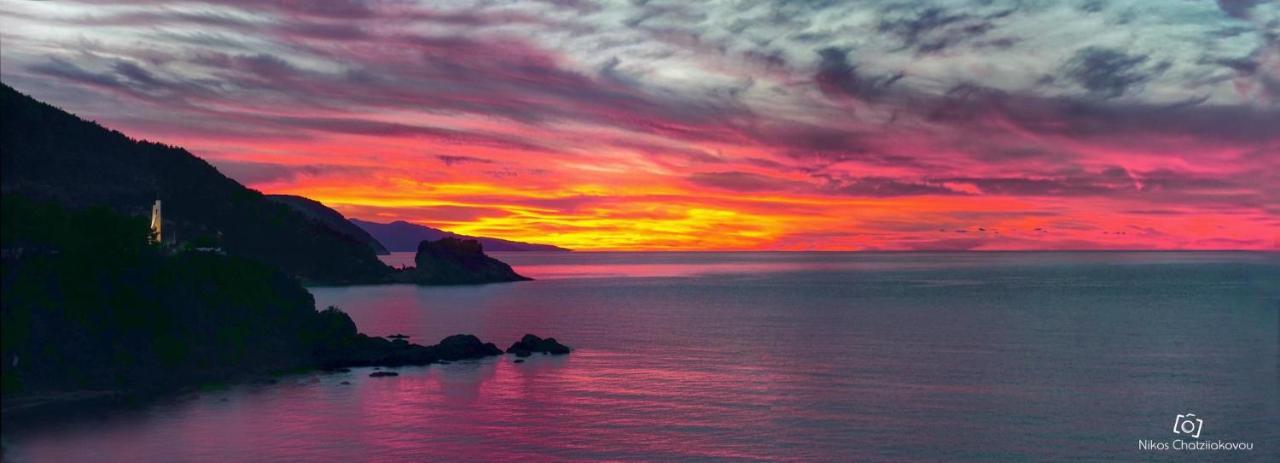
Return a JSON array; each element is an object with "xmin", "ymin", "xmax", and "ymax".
[{"xmin": 6, "ymin": 252, "xmax": 1279, "ymax": 462}]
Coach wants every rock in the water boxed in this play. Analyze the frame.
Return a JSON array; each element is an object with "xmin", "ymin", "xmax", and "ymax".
[
  {"xmin": 434, "ymin": 334, "xmax": 504, "ymax": 361},
  {"xmin": 401, "ymin": 237, "xmax": 531, "ymax": 285},
  {"xmin": 506, "ymin": 334, "xmax": 571, "ymax": 356},
  {"xmin": 514, "ymin": 359, "xmax": 525, "ymax": 363},
  {"xmin": 369, "ymin": 371, "xmax": 399, "ymax": 377}
]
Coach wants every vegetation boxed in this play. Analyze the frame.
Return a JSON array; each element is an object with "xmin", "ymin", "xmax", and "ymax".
[
  {"xmin": 1, "ymin": 197, "xmax": 505, "ymax": 397},
  {"xmin": 2, "ymin": 196, "xmax": 323, "ymax": 393},
  {"xmin": 0, "ymin": 83, "xmax": 390, "ymax": 284},
  {"xmin": 0, "ymin": 85, "xmax": 528, "ymax": 401}
]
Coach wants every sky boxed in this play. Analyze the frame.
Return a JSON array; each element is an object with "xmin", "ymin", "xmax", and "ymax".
[{"xmin": 1, "ymin": 0, "xmax": 1277, "ymax": 250}]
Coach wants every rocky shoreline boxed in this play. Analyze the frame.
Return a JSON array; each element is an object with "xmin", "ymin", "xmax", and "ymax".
[{"xmin": 2, "ymin": 331, "xmax": 571, "ymax": 419}]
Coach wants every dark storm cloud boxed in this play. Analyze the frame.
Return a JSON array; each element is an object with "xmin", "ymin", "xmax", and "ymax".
[
  {"xmin": 875, "ymin": 6, "xmax": 1004, "ymax": 54},
  {"xmin": 265, "ymin": 116, "xmax": 561, "ymax": 153},
  {"xmin": 437, "ymin": 155, "xmax": 495, "ymax": 166},
  {"xmin": 212, "ymin": 160, "xmax": 373, "ymax": 184},
  {"xmin": 4, "ymin": 1, "xmax": 1276, "ymax": 212},
  {"xmin": 1216, "ymin": 0, "xmax": 1264, "ymax": 19},
  {"xmin": 25, "ymin": 39, "xmax": 745, "ymax": 149},
  {"xmin": 813, "ymin": 47, "xmax": 903, "ymax": 101},
  {"xmin": 747, "ymin": 124, "xmax": 923, "ymax": 168},
  {"xmin": 14, "ymin": 3, "xmax": 744, "ymax": 145},
  {"xmin": 824, "ymin": 177, "xmax": 961, "ymax": 197},
  {"xmin": 18, "ymin": 0, "xmax": 1275, "ymax": 158},
  {"xmin": 608, "ymin": 138, "xmax": 724, "ymax": 165},
  {"xmin": 111, "ymin": 61, "xmax": 164, "ymax": 89},
  {"xmin": 689, "ymin": 171, "xmax": 962, "ymax": 198},
  {"xmin": 927, "ymin": 82, "xmax": 1280, "ymax": 145},
  {"xmin": 1063, "ymin": 47, "xmax": 1164, "ymax": 99},
  {"xmin": 28, "ymin": 58, "xmax": 121, "ymax": 89},
  {"xmin": 687, "ymin": 171, "xmax": 799, "ymax": 192},
  {"xmin": 29, "ymin": 56, "xmax": 225, "ymax": 112},
  {"xmin": 931, "ymin": 167, "xmax": 1253, "ymax": 204}
]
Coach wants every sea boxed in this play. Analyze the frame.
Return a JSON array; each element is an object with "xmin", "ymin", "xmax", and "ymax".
[{"xmin": 5, "ymin": 252, "xmax": 1278, "ymax": 462}]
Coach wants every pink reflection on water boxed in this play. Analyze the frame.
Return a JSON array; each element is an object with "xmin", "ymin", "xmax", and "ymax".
[
  {"xmin": 13, "ymin": 348, "xmax": 817, "ymax": 462},
  {"xmin": 10, "ymin": 252, "xmax": 1275, "ymax": 462}
]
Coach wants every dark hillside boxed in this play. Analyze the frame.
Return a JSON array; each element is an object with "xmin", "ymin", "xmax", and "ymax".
[
  {"xmin": 267, "ymin": 194, "xmax": 389, "ymax": 255},
  {"xmin": 351, "ymin": 218, "xmax": 569, "ymax": 252},
  {"xmin": 1, "ymin": 197, "xmax": 505, "ymax": 397},
  {"xmin": 0, "ymin": 83, "xmax": 389, "ymax": 283}
]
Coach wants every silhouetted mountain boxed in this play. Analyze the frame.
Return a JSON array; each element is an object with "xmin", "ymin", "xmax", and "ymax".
[
  {"xmin": 1, "ymin": 197, "xmax": 505, "ymax": 398},
  {"xmin": 0, "ymin": 83, "xmax": 390, "ymax": 284},
  {"xmin": 350, "ymin": 218, "xmax": 569, "ymax": 252},
  {"xmin": 266, "ymin": 194, "xmax": 389, "ymax": 255}
]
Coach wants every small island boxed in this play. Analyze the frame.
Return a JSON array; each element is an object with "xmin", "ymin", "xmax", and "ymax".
[{"xmin": 394, "ymin": 237, "xmax": 531, "ymax": 285}]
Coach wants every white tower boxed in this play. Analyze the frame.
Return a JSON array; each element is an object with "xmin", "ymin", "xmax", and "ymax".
[{"xmin": 150, "ymin": 200, "xmax": 163, "ymax": 244}]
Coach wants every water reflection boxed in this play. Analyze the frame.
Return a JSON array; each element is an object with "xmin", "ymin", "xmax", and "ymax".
[{"xmin": 6, "ymin": 252, "xmax": 1278, "ymax": 462}]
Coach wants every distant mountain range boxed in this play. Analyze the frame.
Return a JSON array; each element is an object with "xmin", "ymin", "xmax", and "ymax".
[
  {"xmin": 264, "ymin": 195, "xmax": 565, "ymax": 254},
  {"xmin": 350, "ymin": 219, "xmax": 569, "ymax": 252},
  {"xmin": 0, "ymin": 83, "xmax": 390, "ymax": 284},
  {"xmin": 266, "ymin": 195, "xmax": 389, "ymax": 255}
]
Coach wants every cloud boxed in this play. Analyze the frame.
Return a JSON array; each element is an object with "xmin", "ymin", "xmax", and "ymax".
[
  {"xmin": 1062, "ymin": 47, "xmax": 1164, "ymax": 99},
  {"xmin": 212, "ymin": 160, "xmax": 373, "ymax": 185},
  {"xmin": 826, "ymin": 177, "xmax": 962, "ymax": 197},
  {"xmin": 875, "ymin": 5, "xmax": 1003, "ymax": 55},
  {"xmin": 1, "ymin": 0, "xmax": 1275, "ymax": 250},
  {"xmin": 1217, "ymin": 0, "xmax": 1264, "ymax": 19},
  {"xmin": 687, "ymin": 171, "xmax": 799, "ymax": 192},
  {"xmin": 813, "ymin": 47, "xmax": 902, "ymax": 101},
  {"xmin": 436, "ymin": 155, "xmax": 495, "ymax": 166}
]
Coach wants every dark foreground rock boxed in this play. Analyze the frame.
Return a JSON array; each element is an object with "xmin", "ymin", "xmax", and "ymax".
[
  {"xmin": 316, "ymin": 333, "xmax": 502, "ymax": 369},
  {"xmin": 313, "ymin": 307, "xmax": 503, "ymax": 368},
  {"xmin": 395, "ymin": 237, "xmax": 531, "ymax": 285},
  {"xmin": 434, "ymin": 334, "xmax": 504, "ymax": 360},
  {"xmin": 506, "ymin": 334, "xmax": 572, "ymax": 356}
]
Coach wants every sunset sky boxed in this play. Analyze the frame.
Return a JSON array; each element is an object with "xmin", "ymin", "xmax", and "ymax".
[{"xmin": 1, "ymin": 0, "xmax": 1277, "ymax": 250}]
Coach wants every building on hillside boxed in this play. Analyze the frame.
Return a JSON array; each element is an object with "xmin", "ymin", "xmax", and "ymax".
[{"xmin": 149, "ymin": 200, "xmax": 162, "ymax": 244}]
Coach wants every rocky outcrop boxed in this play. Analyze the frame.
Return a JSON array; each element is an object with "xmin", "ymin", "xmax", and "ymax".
[
  {"xmin": 313, "ymin": 308, "xmax": 504, "ymax": 368},
  {"xmin": 506, "ymin": 334, "xmax": 571, "ymax": 356},
  {"xmin": 397, "ymin": 237, "xmax": 531, "ymax": 285},
  {"xmin": 433, "ymin": 334, "xmax": 504, "ymax": 360}
]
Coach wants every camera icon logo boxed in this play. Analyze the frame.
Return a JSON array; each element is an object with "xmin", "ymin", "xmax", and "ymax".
[{"xmin": 1172, "ymin": 413, "xmax": 1204, "ymax": 439}]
